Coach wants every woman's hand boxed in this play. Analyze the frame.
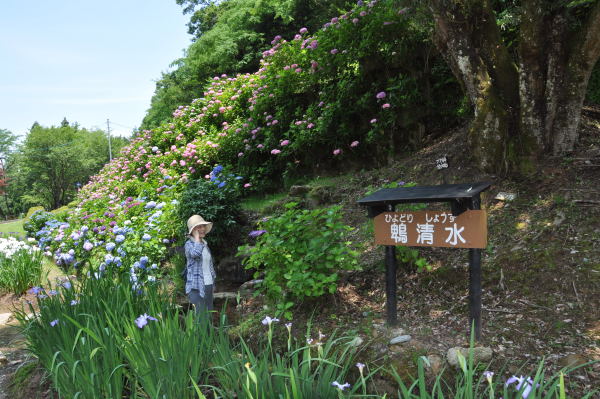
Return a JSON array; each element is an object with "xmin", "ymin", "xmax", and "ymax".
[{"xmin": 192, "ymin": 230, "xmax": 201, "ymax": 242}]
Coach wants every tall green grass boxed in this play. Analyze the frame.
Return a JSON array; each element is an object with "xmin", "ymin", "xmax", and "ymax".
[{"xmin": 14, "ymin": 265, "xmax": 597, "ymax": 398}]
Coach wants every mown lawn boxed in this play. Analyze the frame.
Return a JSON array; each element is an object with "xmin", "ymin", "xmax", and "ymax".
[{"xmin": 0, "ymin": 219, "xmax": 25, "ymax": 237}]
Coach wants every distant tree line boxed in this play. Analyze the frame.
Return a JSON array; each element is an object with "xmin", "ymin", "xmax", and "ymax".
[{"xmin": 0, "ymin": 120, "xmax": 128, "ymax": 218}]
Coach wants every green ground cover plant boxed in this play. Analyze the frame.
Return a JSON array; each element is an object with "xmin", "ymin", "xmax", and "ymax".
[{"xmin": 239, "ymin": 204, "xmax": 360, "ymax": 318}]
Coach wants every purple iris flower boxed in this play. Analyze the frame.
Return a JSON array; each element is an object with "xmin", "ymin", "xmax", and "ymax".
[
  {"xmin": 249, "ymin": 230, "xmax": 267, "ymax": 238},
  {"xmin": 135, "ymin": 313, "xmax": 158, "ymax": 329},
  {"xmin": 505, "ymin": 375, "xmax": 538, "ymax": 398},
  {"xmin": 331, "ymin": 381, "xmax": 351, "ymax": 390},
  {"xmin": 30, "ymin": 286, "xmax": 43, "ymax": 295}
]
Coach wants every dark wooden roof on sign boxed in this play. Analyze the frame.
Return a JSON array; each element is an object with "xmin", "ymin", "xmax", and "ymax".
[{"xmin": 357, "ymin": 181, "xmax": 493, "ymax": 206}]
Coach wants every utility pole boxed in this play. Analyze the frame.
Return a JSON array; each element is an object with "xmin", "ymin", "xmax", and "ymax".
[{"xmin": 106, "ymin": 119, "xmax": 113, "ymax": 161}]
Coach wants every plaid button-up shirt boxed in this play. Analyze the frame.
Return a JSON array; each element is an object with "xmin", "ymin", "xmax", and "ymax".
[{"xmin": 184, "ymin": 239, "xmax": 216, "ymax": 297}]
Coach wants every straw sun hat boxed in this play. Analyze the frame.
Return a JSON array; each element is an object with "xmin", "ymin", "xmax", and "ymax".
[{"xmin": 187, "ymin": 215, "xmax": 213, "ymax": 235}]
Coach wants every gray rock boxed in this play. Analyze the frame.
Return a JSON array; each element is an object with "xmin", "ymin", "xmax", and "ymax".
[
  {"xmin": 447, "ymin": 347, "xmax": 493, "ymax": 367},
  {"xmin": 214, "ymin": 292, "xmax": 237, "ymax": 300},
  {"xmin": 0, "ymin": 313, "xmax": 11, "ymax": 324},
  {"xmin": 348, "ymin": 336, "xmax": 364, "ymax": 347},
  {"xmin": 239, "ymin": 279, "xmax": 263, "ymax": 296},
  {"xmin": 389, "ymin": 335, "xmax": 412, "ymax": 345},
  {"xmin": 424, "ymin": 354, "xmax": 444, "ymax": 375}
]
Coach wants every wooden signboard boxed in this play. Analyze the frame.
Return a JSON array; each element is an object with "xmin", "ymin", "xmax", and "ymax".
[{"xmin": 374, "ymin": 210, "xmax": 487, "ymax": 248}]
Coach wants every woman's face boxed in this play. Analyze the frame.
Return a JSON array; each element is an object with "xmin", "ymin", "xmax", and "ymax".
[{"xmin": 192, "ymin": 224, "xmax": 207, "ymax": 238}]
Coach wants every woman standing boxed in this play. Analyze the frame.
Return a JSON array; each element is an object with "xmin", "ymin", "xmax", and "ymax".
[{"xmin": 184, "ymin": 215, "xmax": 216, "ymax": 315}]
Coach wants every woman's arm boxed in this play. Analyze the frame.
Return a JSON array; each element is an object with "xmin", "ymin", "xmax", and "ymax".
[{"xmin": 184, "ymin": 240, "xmax": 205, "ymax": 259}]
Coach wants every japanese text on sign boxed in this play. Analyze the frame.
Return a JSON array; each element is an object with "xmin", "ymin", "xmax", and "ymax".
[{"xmin": 374, "ymin": 210, "xmax": 487, "ymax": 248}]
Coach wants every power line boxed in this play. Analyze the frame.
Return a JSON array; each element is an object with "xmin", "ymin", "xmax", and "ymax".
[{"xmin": 106, "ymin": 119, "xmax": 113, "ymax": 161}]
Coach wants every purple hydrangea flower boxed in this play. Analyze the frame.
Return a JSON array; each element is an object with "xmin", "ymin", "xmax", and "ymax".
[
  {"xmin": 83, "ymin": 241, "xmax": 94, "ymax": 251},
  {"xmin": 49, "ymin": 319, "xmax": 59, "ymax": 327}
]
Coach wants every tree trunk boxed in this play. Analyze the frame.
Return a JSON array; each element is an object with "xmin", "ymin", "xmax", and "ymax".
[{"xmin": 429, "ymin": 0, "xmax": 600, "ymax": 173}]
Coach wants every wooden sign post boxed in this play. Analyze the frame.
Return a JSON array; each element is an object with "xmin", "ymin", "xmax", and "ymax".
[{"xmin": 357, "ymin": 182, "xmax": 492, "ymax": 340}]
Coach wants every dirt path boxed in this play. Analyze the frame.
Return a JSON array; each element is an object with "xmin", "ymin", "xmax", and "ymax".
[{"xmin": 0, "ymin": 312, "xmax": 28, "ymax": 399}]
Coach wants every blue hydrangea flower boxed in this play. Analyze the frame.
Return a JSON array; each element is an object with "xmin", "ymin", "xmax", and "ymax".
[
  {"xmin": 106, "ymin": 242, "xmax": 116, "ymax": 252},
  {"xmin": 115, "ymin": 235, "xmax": 125, "ymax": 243},
  {"xmin": 145, "ymin": 201, "xmax": 157, "ymax": 209},
  {"xmin": 140, "ymin": 256, "xmax": 149, "ymax": 266},
  {"xmin": 142, "ymin": 233, "xmax": 151, "ymax": 241}
]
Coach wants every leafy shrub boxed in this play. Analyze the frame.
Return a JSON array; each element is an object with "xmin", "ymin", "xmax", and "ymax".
[
  {"xmin": 25, "ymin": 206, "xmax": 45, "ymax": 219},
  {"xmin": 0, "ymin": 238, "xmax": 44, "ymax": 294},
  {"xmin": 23, "ymin": 210, "xmax": 56, "ymax": 238},
  {"xmin": 239, "ymin": 203, "xmax": 359, "ymax": 318},
  {"xmin": 178, "ymin": 165, "xmax": 243, "ymax": 255},
  {"xmin": 50, "ymin": 205, "xmax": 70, "ymax": 220}
]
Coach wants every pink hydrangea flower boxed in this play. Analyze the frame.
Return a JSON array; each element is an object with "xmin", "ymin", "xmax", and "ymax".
[
  {"xmin": 244, "ymin": 183, "xmax": 252, "ymax": 188},
  {"xmin": 350, "ymin": 141, "xmax": 359, "ymax": 147},
  {"xmin": 333, "ymin": 149, "xmax": 342, "ymax": 155},
  {"xmin": 376, "ymin": 91, "xmax": 386, "ymax": 99},
  {"xmin": 382, "ymin": 103, "xmax": 391, "ymax": 109},
  {"xmin": 280, "ymin": 140, "xmax": 290, "ymax": 146},
  {"xmin": 271, "ymin": 149, "xmax": 281, "ymax": 155},
  {"xmin": 370, "ymin": 118, "xmax": 377, "ymax": 124}
]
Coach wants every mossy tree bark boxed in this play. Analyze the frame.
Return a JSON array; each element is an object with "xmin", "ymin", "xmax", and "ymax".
[{"xmin": 428, "ymin": 0, "xmax": 600, "ymax": 174}]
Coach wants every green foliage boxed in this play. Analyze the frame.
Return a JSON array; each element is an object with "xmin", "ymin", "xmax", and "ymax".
[
  {"xmin": 239, "ymin": 204, "xmax": 359, "ymax": 318},
  {"xmin": 143, "ymin": 0, "xmax": 357, "ymax": 129},
  {"xmin": 0, "ymin": 128, "xmax": 16, "ymax": 158},
  {"xmin": 0, "ymin": 246, "xmax": 45, "ymax": 295},
  {"xmin": 178, "ymin": 165, "xmax": 243, "ymax": 254},
  {"xmin": 6, "ymin": 122, "xmax": 128, "ymax": 214}
]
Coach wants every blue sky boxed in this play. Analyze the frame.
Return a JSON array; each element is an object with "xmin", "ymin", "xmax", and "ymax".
[{"xmin": 0, "ymin": 0, "xmax": 192, "ymax": 139}]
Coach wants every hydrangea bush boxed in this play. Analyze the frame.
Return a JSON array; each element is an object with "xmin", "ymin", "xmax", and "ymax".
[{"xmin": 25, "ymin": 0, "xmax": 458, "ymax": 279}]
